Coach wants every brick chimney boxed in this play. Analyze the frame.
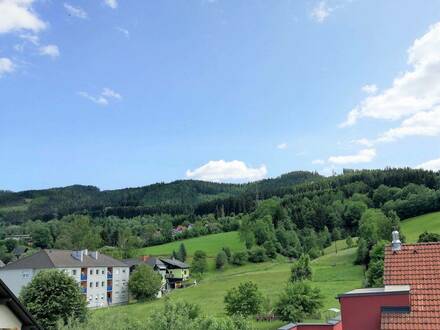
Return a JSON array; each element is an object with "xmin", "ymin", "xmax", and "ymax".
[{"xmin": 139, "ymin": 255, "xmax": 150, "ymax": 262}]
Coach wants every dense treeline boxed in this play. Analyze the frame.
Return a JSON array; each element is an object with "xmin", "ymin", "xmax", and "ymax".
[
  {"xmin": 1, "ymin": 168, "xmax": 439, "ymax": 271},
  {"xmin": 0, "ymin": 171, "xmax": 319, "ymax": 224}
]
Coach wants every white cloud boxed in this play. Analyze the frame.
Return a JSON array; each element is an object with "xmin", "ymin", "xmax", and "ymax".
[
  {"xmin": 416, "ymin": 158, "xmax": 440, "ymax": 171},
  {"xmin": 352, "ymin": 138, "xmax": 374, "ymax": 147},
  {"xmin": 0, "ymin": 57, "xmax": 14, "ymax": 77},
  {"xmin": 312, "ymin": 159, "xmax": 325, "ymax": 165},
  {"xmin": 78, "ymin": 88, "xmax": 122, "ymax": 106},
  {"xmin": 64, "ymin": 3, "xmax": 87, "ymax": 19},
  {"xmin": 311, "ymin": 1, "xmax": 332, "ymax": 23},
  {"xmin": 115, "ymin": 27, "xmax": 129, "ymax": 38},
  {"xmin": 19, "ymin": 33, "xmax": 39, "ymax": 45},
  {"xmin": 341, "ymin": 22, "xmax": 440, "ymax": 127},
  {"xmin": 361, "ymin": 84, "xmax": 378, "ymax": 94},
  {"xmin": 0, "ymin": 0, "xmax": 46, "ymax": 34},
  {"xmin": 102, "ymin": 87, "xmax": 121, "ymax": 100},
  {"xmin": 277, "ymin": 143, "xmax": 288, "ymax": 150},
  {"xmin": 377, "ymin": 107, "xmax": 440, "ymax": 142},
  {"xmin": 78, "ymin": 92, "xmax": 108, "ymax": 106},
  {"xmin": 186, "ymin": 160, "xmax": 267, "ymax": 183},
  {"xmin": 104, "ymin": 0, "xmax": 117, "ymax": 9},
  {"xmin": 39, "ymin": 44, "xmax": 59, "ymax": 58},
  {"xmin": 328, "ymin": 148, "xmax": 376, "ymax": 165}
]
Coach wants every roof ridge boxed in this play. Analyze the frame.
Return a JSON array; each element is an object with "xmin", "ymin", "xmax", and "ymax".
[{"xmin": 5, "ymin": 249, "xmax": 55, "ymax": 268}]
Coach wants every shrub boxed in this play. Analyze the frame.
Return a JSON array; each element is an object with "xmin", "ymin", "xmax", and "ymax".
[
  {"xmin": 345, "ymin": 236, "xmax": 354, "ymax": 248},
  {"xmin": 224, "ymin": 281, "xmax": 264, "ymax": 317},
  {"xmin": 263, "ymin": 240, "xmax": 277, "ymax": 259},
  {"xmin": 192, "ymin": 250, "xmax": 208, "ymax": 275},
  {"xmin": 231, "ymin": 251, "xmax": 248, "ymax": 266},
  {"xmin": 222, "ymin": 246, "xmax": 232, "ymax": 262},
  {"xmin": 148, "ymin": 299, "xmax": 251, "ymax": 330},
  {"xmin": 418, "ymin": 231, "xmax": 440, "ymax": 242},
  {"xmin": 247, "ymin": 246, "xmax": 267, "ymax": 263},
  {"xmin": 20, "ymin": 270, "xmax": 87, "ymax": 329},
  {"xmin": 216, "ymin": 250, "xmax": 228, "ymax": 269},
  {"xmin": 275, "ymin": 282, "xmax": 323, "ymax": 322},
  {"xmin": 290, "ymin": 254, "xmax": 312, "ymax": 282},
  {"xmin": 128, "ymin": 264, "xmax": 162, "ymax": 301},
  {"xmin": 177, "ymin": 243, "xmax": 187, "ymax": 262}
]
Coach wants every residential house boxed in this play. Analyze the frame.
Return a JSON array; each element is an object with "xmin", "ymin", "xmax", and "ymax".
[
  {"xmin": 0, "ymin": 249, "xmax": 129, "ymax": 308},
  {"xmin": 0, "ymin": 278, "xmax": 41, "ymax": 330},
  {"xmin": 123, "ymin": 256, "xmax": 168, "ymax": 296},
  {"xmin": 278, "ymin": 231, "xmax": 440, "ymax": 330},
  {"xmin": 160, "ymin": 258, "xmax": 190, "ymax": 289}
]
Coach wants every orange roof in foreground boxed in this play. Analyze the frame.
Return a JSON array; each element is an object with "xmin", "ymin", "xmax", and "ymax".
[{"xmin": 381, "ymin": 242, "xmax": 440, "ymax": 330}]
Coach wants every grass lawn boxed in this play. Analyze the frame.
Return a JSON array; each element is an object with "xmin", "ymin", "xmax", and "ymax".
[
  {"xmin": 401, "ymin": 211, "xmax": 440, "ymax": 242},
  {"xmin": 94, "ymin": 242, "xmax": 363, "ymax": 329},
  {"xmin": 136, "ymin": 231, "xmax": 246, "ymax": 258}
]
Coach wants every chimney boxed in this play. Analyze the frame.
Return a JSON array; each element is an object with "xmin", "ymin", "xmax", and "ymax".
[
  {"xmin": 90, "ymin": 251, "xmax": 99, "ymax": 260},
  {"xmin": 392, "ymin": 230, "xmax": 401, "ymax": 252},
  {"xmin": 139, "ymin": 255, "xmax": 150, "ymax": 262}
]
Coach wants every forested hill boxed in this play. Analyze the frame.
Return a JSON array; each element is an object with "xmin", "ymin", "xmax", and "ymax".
[{"xmin": 0, "ymin": 171, "xmax": 320, "ymax": 224}]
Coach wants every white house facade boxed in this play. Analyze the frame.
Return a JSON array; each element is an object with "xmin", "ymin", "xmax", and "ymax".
[{"xmin": 0, "ymin": 249, "xmax": 129, "ymax": 308}]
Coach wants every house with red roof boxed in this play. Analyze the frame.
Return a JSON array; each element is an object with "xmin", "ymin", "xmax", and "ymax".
[{"xmin": 279, "ymin": 231, "xmax": 440, "ymax": 330}]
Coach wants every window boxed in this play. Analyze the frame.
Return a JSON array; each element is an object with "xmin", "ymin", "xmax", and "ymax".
[
  {"xmin": 96, "ymin": 281, "xmax": 99, "ymax": 287},
  {"xmin": 72, "ymin": 270, "xmax": 77, "ymax": 275},
  {"xmin": 89, "ymin": 282, "xmax": 93, "ymax": 288},
  {"xmin": 122, "ymin": 269, "xmax": 126, "ymax": 273},
  {"xmin": 96, "ymin": 269, "xmax": 99, "ymax": 275},
  {"xmin": 102, "ymin": 270, "xmax": 105, "ymax": 274},
  {"xmin": 102, "ymin": 281, "xmax": 105, "ymax": 287},
  {"xmin": 89, "ymin": 269, "xmax": 93, "ymax": 275}
]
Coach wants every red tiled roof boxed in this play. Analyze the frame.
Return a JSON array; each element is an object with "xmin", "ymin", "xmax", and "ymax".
[{"xmin": 381, "ymin": 243, "xmax": 440, "ymax": 329}]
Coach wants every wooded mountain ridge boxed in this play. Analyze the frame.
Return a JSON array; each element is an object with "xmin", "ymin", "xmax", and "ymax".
[{"xmin": 0, "ymin": 171, "xmax": 320, "ymax": 223}]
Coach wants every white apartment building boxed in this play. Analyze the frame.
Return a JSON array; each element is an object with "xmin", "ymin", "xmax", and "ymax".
[{"xmin": 0, "ymin": 249, "xmax": 129, "ymax": 308}]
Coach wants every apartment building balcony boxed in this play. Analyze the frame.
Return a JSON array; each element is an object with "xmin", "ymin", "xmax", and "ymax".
[
  {"xmin": 80, "ymin": 274, "xmax": 87, "ymax": 281},
  {"xmin": 107, "ymin": 286, "xmax": 112, "ymax": 292},
  {"xmin": 81, "ymin": 287, "xmax": 87, "ymax": 294},
  {"xmin": 107, "ymin": 273, "xmax": 112, "ymax": 279}
]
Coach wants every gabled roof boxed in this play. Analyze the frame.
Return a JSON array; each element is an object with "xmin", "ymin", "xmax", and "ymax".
[
  {"xmin": 381, "ymin": 242, "xmax": 440, "ymax": 329},
  {"xmin": 160, "ymin": 258, "xmax": 189, "ymax": 269},
  {"xmin": 1, "ymin": 250, "xmax": 127, "ymax": 270},
  {"xmin": 0, "ymin": 278, "xmax": 41, "ymax": 329},
  {"xmin": 122, "ymin": 257, "xmax": 166, "ymax": 269}
]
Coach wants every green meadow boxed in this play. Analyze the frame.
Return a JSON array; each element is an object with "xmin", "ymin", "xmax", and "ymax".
[
  {"xmin": 401, "ymin": 211, "xmax": 440, "ymax": 242},
  {"xmin": 94, "ymin": 233, "xmax": 364, "ymax": 329}
]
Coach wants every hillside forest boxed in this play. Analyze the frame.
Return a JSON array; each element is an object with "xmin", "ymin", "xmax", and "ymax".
[{"xmin": 1, "ymin": 168, "xmax": 440, "ymax": 286}]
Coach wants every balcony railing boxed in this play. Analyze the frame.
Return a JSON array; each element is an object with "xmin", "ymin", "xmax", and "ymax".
[
  {"xmin": 107, "ymin": 286, "xmax": 112, "ymax": 292},
  {"xmin": 81, "ymin": 287, "xmax": 87, "ymax": 294},
  {"xmin": 107, "ymin": 273, "xmax": 112, "ymax": 279},
  {"xmin": 80, "ymin": 274, "xmax": 87, "ymax": 281}
]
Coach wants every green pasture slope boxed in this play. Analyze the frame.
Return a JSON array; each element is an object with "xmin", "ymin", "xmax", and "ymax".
[
  {"xmin": 94, "ymin": 235, "xmax": 364, "ymax": 330},
  {"xmin": 401, "ymin": 211, "xmax": 440, "ymax": 242},
  {"xmin": 136, "ymin": 231, "xmax": 246, "ymax": 257}
]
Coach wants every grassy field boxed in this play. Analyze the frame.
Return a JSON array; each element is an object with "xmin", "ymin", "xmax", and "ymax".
[
  {"xmin": 401, "ymin": 211, "xmax": 440, "ymax": 242},
  {"xmin": 136, "ymin": 231, "xmax": 246, "ymax": 257},
  {"xmin": 94, "ymin": 238, "xmax": 363, "ymax": 329}
]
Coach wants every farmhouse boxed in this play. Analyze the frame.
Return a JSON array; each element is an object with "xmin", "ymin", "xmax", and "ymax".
[
  {"xmin": 0, "ymin": 249, "xmax": 129, "ymax": 308},
  {"xmin": 0, "ymin": 278, "xmax": 41, "ymax": 329},
  {"xmin": 123, "ymin": 256, "xmax": 169, "ymax": 296},
  {"xmin": 279, "ymin": 231, "xmax": 440, "ymax": 330},
  {"xmin": 160, "ymin": 258, "xmax": 190, "ymax": 289}
]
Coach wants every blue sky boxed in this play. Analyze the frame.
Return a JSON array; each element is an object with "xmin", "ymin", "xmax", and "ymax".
[{"xmin": 1, "ymin": 0, "xmax": 440, "ymax": 191}]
